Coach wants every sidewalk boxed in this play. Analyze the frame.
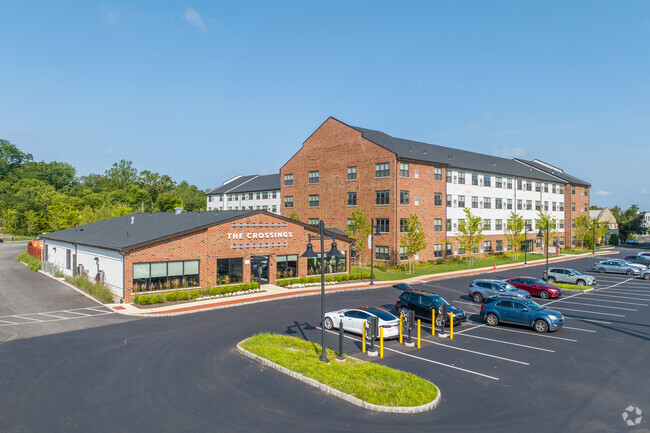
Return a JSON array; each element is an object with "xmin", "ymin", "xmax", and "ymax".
[{"xmin": 106, "ymin": 250, "xmax": 614, "ymax": 317}]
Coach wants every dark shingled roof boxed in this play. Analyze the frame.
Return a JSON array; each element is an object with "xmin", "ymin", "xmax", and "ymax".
[
  {"xmin": 349, "ymin": 125, "xmax": 573, "ymax": 183},
  {"xmin": 515, "ymin": 159, "xmax": 591, "ymax": 187},
  {"xmin": 42, "ymin": 210, "xmax": 351, "ymax": 252},
  {"xmin": 206, "ymin": 175, "xmax": 257, "ymax": 195},
  {"xmin": 228, "ymin": 174, "xmax": 280, "ymax": 193}
]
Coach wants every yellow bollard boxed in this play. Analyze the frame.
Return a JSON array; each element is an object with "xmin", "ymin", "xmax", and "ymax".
[
  {"xmin": 362, "ymin": 321, "xmax": 366, "ymax": 353},
  {"xmin": 380, "ymin": 327, "xmax": 384, "ymax": 359},
  {"xmin": 449, "ymin": 312, "xmax": 454, "ymax": 340},
  {"xmin": 399, "ymin": 315, "xmax": 403, "ymax": 344},
  {"xmin": 432, "ymin": 309, "xmax": 435, "ymax": 336},
  {"xmin": 417, "ymin": 319, "xmax": 421, "ymax": 349}
]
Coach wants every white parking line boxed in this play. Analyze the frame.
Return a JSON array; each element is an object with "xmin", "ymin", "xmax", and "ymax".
[
  {"xmin": 555, "ymin": 307, "xmax": 625, "ymax": 317},
  {"xmin": 36, "ymin": 313, "xmax": 69, "ymax": 320},
  {"xmin": 550, "ymin": 301, "xmax": 637, "ymax": 311},
  {"xmin": 320, "ymin": 327, "xmax": 500, "ymax": 380},
  {"xmin": 561, "ymin": 326, "xmax": 596, "ymax": 333},
  {"xmin": 601, "ymin": 286, "xmax": 650, "ymax": 292},
  {"xmin": 595, "ymin": 277, "xmax": 636, "ymax": 290},
  {"xmin": 480, "ymin": 326, "xmax": 578, "ymax": 342},
  {"xmin": 12, "ymin": 315, "xmax": 44, "ymax": 322},
  {"xmin": 564, "ymin": 316, "xmax": 612, "ymax": 325},
  {"xmin": 0, "ymin": 319, "xmax": 19, "ymax": 325},
  {"xmin": 455, "ymin": 333, "xmax": 555, "ymax": 352},
  {"xmin": 582, "ymin": 298, "xmax": 647, "ymax": 306},
  {"xmin": 418, "ymin": 336, "xmax": 530, "ymax": 365},
  {"xmin": 600, "ymin": 290, "xmax": 650, "ymax": 298},
  {"xmin": 589, "ymin": 293, "xmax": 649, "ymax": 301},
  {"xmin": 64, "ymin": 310, "xmax": 92, "ymax": 316}
]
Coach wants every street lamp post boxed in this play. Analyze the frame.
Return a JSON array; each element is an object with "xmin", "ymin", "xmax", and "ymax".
[
  {"xmin": 369, "ymin": 218, "xmax": 381, "ymax": 286},
  {"xmin": 523, "ymin": 227, "xmax": 532, "ymax": 264},
  {"xmin": 592, "ymin": 220, "xmax": 599, "ymax": 255},
  {"xmin": 301, "ymin": 220, "xmax": 344, "ymax": 363},
  {"xmin": 537, "ymin": 220, "xmax": 549, "ymax": 278}
]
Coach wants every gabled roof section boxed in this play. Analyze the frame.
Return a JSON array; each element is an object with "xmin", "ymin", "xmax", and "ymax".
[
  {"xmin": 515, "ymin": 159, "xmax": 591, "ymax": 187},
  {"xmin": 42, "ymin": 210, "xmax": 352, "ymax": 252},
  {"xmin": 206, "ymin": 175, "xmax": 258, "ymax": 195},
  {"xmin": 349, "ymin": 125, "xmax": 564, "ymax": 182},
  {"xmin": 228, "ymin": 174, "xmax": 280, "ymax": 193}
]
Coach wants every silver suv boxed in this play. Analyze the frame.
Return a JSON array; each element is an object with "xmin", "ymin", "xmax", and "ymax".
[
  {"xmin": 543, "ymin": 268, "xmax": 596, "ymax": 286},
  {"xmin": 468, "ymin": 279, "xmax": 532, "ymax": 303}
]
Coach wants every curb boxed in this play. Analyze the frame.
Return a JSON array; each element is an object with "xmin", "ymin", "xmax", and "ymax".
[
  {"xmin": 236, "ymin": 342, "xmax": 441, "ymax": 413},
  {"xmin": 561, "ymin": 288, "xmax": 595, "ymax": 294}
]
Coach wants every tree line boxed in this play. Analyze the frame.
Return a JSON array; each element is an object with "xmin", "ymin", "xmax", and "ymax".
[{"xmin": 0, "ymin": 139, "xmax": 206, "ymax": 236}]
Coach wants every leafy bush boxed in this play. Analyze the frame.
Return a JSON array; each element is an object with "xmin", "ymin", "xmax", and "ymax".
[
  {"xmin": 241, "ymin": 283, "xmax": 251, "ymax": 290},
  {"xmin": 17, "ymin": 251, "xmax": 41, "ymax": 271},
  {"xmin": 138, "ymin": 295, "xmax": 152, "ymax": 305},
  {"xmin": 298, "ymin": 277, "xmax": 308, "ymax": 284},
  {"xmin": 133, "ymin": 295, "xmax": 139, "ymax": 304},
  {"xmin": 151, "ymin": 294, "xmax": 165, "ymax": 304},
  {"xmin": 63, "ymin": 274, "xmax": 114, "ymax": 303},
  {"xmin": 165, "ymin": 292, "xmax": 178, "ymax": 301},
  {"xmin": 54, "ymin": 270, "xmax": 64, "ymax": 278},
  {"xmin": 251, "ymin": 281, "xmax": 259, "ymax": 289},
  {"xmin": 208, "ymin": 287, "xmax": 220, "ymax": 296},
  {"xmin": 609, "ymin": 234, "xmax": 619, "ymax": 245},
  {"xmin": 177, "ymin": 291, "xmax": 189, "ymax": 300},
  {"xmin": 325, "ymin": 276, "xmax": 334, "ymax": 282}
]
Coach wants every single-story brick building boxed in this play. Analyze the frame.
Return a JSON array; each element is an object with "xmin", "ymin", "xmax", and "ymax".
[{"xmin": 42, "ymin": 210, "xmax": 352, "ymax": 303}]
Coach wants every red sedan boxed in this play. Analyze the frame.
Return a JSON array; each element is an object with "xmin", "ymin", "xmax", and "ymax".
[{"xmin": 505, "ymin": 277, "xmax": 562, "ymax": 299}]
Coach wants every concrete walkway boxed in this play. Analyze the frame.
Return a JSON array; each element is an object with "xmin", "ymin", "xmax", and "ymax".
[{"xmin": 106, "ymin": 250, "xmax": 614, "ymax": 317}]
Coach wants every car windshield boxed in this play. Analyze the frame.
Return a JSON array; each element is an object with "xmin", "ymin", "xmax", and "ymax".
[
  {"xmin": 427, "ymin": 295, "xmax": 449, "ymax": 307},
  {"xmin": 363, "ymin": 309, "xmax": 396, "ymax": 321},
  {"xmin": 569, "ymin": 270, "xmax": 582, "ymax": 275},
  {"xmin": 522, "ymin": 300, "xmax": 544, "ymax": 311},
  {"xmin": 501, "ymin": 282, "xmax": 518, "ymax": 292},
  {"xmin": 531, "ymin": 278, "xmax": 548, "ymax": 285}
]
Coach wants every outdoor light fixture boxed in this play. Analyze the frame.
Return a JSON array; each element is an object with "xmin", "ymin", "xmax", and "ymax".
[
  {"xmin": 592, "ymin": 220, "xmax": 600, "ymax": 255},
  {"xmin": 301, "ymin": 220, "xmax": 345, "ymax": 363},
  {"xmin": 523, "ymin": 227, "xmax": 532, "ymax": 265},
  {"xmin": 537, "ymin": 220, "xmax": 550, "ymax": 278}
]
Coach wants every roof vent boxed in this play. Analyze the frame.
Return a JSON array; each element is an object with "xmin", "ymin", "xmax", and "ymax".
[
  {"xmin": 131, "ymin": 216, "xmax": 135, "ymax": 224},
  {"xmin": 175, "ymin": 207, "xmax": 183, "ymax": 215}
]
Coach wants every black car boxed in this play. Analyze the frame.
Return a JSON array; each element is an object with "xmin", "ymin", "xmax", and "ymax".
[
  {"xmin": 624, "ymin": 255, "xmax": 650, "ymax": 268},
  {"xmin": 395, "ymin": 289, "xmax": 466, "ymax": 326}
]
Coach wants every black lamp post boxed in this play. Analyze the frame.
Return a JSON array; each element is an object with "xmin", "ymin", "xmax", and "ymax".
[
  {"xmin": 301, "ymin": 220, "xmax": 344, "ymax": 363},
  {"xmin": 537, "ymin": 220, "xmax": 549, "ymax": 278},
  {"xmin": 592, "ymin": 220, "xmax": 599, "ymax": 255},
  {"xmin": 369, "ymin": 218, "xmax": 382, "ymax": 286},
  {"xmin": 523, "ymin": 227, "xmax": 532, "ymax": 264}
]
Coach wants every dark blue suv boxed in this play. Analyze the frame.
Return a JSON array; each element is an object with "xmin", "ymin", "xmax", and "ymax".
[{"xmin": 479, "ymin": 297, "xmax": 564, "ymax": 333}]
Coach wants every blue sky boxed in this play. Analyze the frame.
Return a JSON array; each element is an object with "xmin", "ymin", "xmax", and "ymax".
[{"xmin": 1, "ymin": 1, "xmax": 648, "ymax": 210}]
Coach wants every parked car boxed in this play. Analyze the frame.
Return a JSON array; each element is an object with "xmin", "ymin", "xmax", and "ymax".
[
  {"xmin": 0, "ymin": 238, "xmax": 4, "ymax": 243},
  {"xmin": 395, "ymin": 289, "xmax": 466, "ymax": 326},
  {"xmin": 543, "ymin": 268, "xmax": 596, "ymax": 286},
  {"xmin": 392, "ymin": 283, "xmax": 413, "ymax": 291},
  {"xmin": 624, "ymin": 255, "xmax": 650, "ymax": 268},
  {"xmin": 593, "ymin": 260, "xmax": 641, "ymax": 275},
  {"xmin": 627, "ymin": 239, "xmax": 639, "ymax": 244},
  {"xmin": 468, "ymin": 279, "xmax": 532, "ymax": 303},
  {"xmin": 641, "ymin": 268, "xmax": 650, "ymax": 281},
  {"xmin": 505, "ymin": 277, "xmax": 562, "ymax": 299},
  {"xmin": 479, "ymin": 297, "xmax": 565, "ymax": 333},
  {"xmin": 636, "ymin": 251, "xmax": 650, "ymax": 258},
  {"xmin": 323, "ymin": 306, "xmax": 400, "ymax": 339}
]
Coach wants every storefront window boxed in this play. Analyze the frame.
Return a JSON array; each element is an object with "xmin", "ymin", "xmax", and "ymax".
[
  {"xmin": 133, "ymin": 260, "xmax": 199, "ymax": 291},
  {"xmin": 217, "ymin": 258, "xmax": 243, "ymax": 285},
  {"xmin": 307, "ymin": 252, "xmax": 346, "ymax": 275},
  {"xmin": 277, "ymin": 254, "xmax": 298, "ymax": 279}
]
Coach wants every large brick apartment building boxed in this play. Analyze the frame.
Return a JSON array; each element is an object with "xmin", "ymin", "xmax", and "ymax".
[{"xmin": 281, "ymin": 117, "xmax": 590, "ymax": 263}]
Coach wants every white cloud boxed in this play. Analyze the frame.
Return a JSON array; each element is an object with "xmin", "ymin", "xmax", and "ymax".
[
  {"xmin": 99, "ymin": 6, "xmax": 121, "ymax": 23},
  {"xmin": 183, "ymin": 7, "xmax": 206, "ymax": 33},
  {"xmin": 641, "ymin": 187, "xmax": 649, "ymax": 195},
  {"xmin": 493, "ymin": 147, "xmax": 528, "ymax": 158},
  {"xmin": 596, "ymin": 190, "xmax": 612, "ymax": 197}
]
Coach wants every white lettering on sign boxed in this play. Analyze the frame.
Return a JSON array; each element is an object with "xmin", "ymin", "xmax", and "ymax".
[{"xmin": 229, "ymin": 231, "xmax": 293, "ymax": 240}]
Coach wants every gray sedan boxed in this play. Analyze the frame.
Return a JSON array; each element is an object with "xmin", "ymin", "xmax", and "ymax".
[
  {"xmin": 593, "ymin": 260, "xmax": 641, "ymax": 275},
  {"xmin": 641, "ymin": 268, "xmax": 650, "ymax": 280}
]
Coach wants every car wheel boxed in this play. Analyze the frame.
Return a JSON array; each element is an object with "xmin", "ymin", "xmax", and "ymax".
[
  {"xmin": 547, "ymin": 277, "xmax": 556, "ymax": 283},
  {"xmin": 626, "ymin": 269, "xmax": 634, "ymax": 275},
  {"xmin": 324, "ymin": 317, "xmax": 334, "ymax": 330},
  {"xmin": 534, "ymin": 319, "xmax": 549, "ymax": 333},
  {"xmin": 576, "ymin": 279, "xmax": 585, "ymax": 286},
  {"xmin": 598, "ymin": 267, "xmax": 606, "ymax": 274},
  {"xmin": 644, "ymin": 273, "xmax": 650, "ymax": 280},
  {"xmin": 473, "ymin": 292, "xmax": 484, "ymax": 303},
  {"xmin": 540, "ymin": 290, "xmax": 549, "ymax": 299},
  {"xmin": 485, "ymin": 313, "xmax": 499, "ymax": 326}
]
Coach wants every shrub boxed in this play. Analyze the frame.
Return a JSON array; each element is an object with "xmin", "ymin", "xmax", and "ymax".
[
  {"xmin": 189, "ymin": 290, "xmax": 200, "ymax": 299},
  {"xmin": 325, "ymin": 276, "xmax": 334, "ymax": 282},
  {"xmin": 241, "ymin": 283, "xmax": 251, "ymax": 290},
  {"xmin": 138, "ymin": 295, "xmax": 152, "ymax": 305},
  {"xmin": 251, "ymin": 281, "xmax": 259, "ymax": 289},
  {"xmin": 165, "ymin": 292, "xmax": 178, "ymax": 301},
  {"xmin": 609, "ymin": 234, "xmax": 619, "ymax": 245},
  {"xmin": 307, "ymin": 277, "xmax": 318, "ymax": 284},
  {"xmin": 54, "ymin": 270, "xmax": 64, "ymax": 278},
  {"xmin": 177, "ymin": 291, "xmax": 189, "ymax": 300},
  {"xmin": 17, "ymin": 251, "xmax": 41, "ymax": 271},
  {"xmin": 133, "ymin": 294, "xmax": 139, "ymax": 304},
  {"xmin": 208, "ymin": 287, "xmax": 220, "ymax": 296},
  {"xmin": 152, "ymin": 294, "xmax": 165, "ymax": 304},
  {"xmin": 298, "ymin": 277, "xmax": 308, "ymax": 284}
]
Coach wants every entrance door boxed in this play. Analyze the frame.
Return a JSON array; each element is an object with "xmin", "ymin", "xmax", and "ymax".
[{"xmin": 250, "ymin": 256, "xmax": 269, "ymax": 285}]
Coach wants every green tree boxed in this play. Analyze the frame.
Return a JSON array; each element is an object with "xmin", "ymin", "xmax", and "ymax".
[
  {"xmin": 78, "ymin": 205, "xmax": 97, "ymax": 226},
  {"xmin": 155, "ymin": 192, "xmax": 183, "ymax": 212},
  {"xmin": 0, "ymin": 139, "xmax": 32, "ymax": 179},
  {"xmin": 535, "ymin": 211, "xmax": 558, "ymax": 249},
  {"xmin": 573, "ymin": 214, "xmax": 592, "ymax": 248},
  {"xmin": 0, "ymin": 208, "xmax": 19, "ymax": 233},
  {"xmin": 611, "ymin": 205, "xmax": 645, "ymax": 242},
  {"xmin": 287, "ymin": 210, "xmax": 301, "ymax": 222},
  {"xmin": 346, "ymin": 209, "xmax": 371, "ymax": 263},
  {"xmin": 173, "ymin": 181, "xmax": 206, "ymax": 211},
  {"xmin": 456, "ymin": 208, "xmax": 485, "ymax": 266},
  {"xmin": 504, "ymin": 211, "xmax": 526, "ymax": 260},
  {"xmin": 138, "ymin": 170, "xmax": 176, "ymax": 206},
  {"xmin": 20, "ymin": 160, "xmax": 76, "ymax": 190},
  {"xmin": 400, "ymin": 213, "xmax": 427, "ymax": 274},
  {"xmin": 105, "ymin": 159, "xmax": 138, "ymax": 190}
]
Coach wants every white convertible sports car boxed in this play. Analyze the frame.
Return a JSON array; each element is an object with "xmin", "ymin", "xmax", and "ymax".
[{"xmin": 323, "ymin": 306, "xmax": 400, "ymax": 339}]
